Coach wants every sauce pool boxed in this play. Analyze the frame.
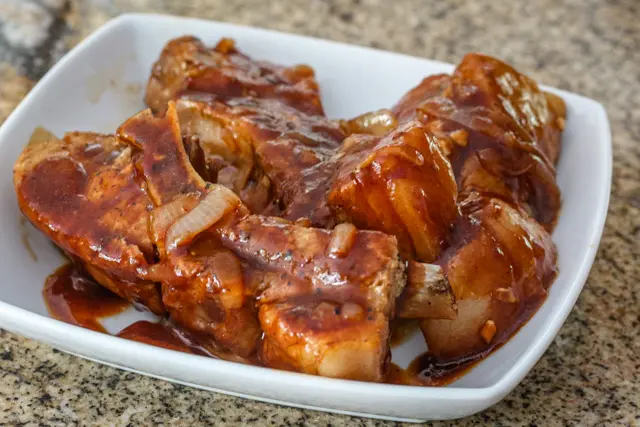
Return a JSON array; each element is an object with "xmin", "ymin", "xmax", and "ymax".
[
  {"xmin": 43, "ymin": 265, "xmax": 478, "ymax": 386},
  {"xmin": 43, "ymin": 264, "xmax": 130, "ymax": 333}
]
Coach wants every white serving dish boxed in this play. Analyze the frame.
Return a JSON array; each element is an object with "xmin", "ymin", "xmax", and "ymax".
[{"xmin": 0, "ymin": 14, "xmax": 611, "ymax": 422}]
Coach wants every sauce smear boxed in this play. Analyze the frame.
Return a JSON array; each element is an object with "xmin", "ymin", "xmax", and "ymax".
[
  {"xmin": 387, "ymin": 353, "xmax": 481, "ymax": 386},
  {"xmin": 43, "ymin": 264, "xmax": 130, "ymax": 333},
  {"xmin": 117, "ymin": 320, "xmax": 209, "ymax": 355},
  {"xmin": 43, "ymin": 266, "xmax": 476, "ymax": 386}
]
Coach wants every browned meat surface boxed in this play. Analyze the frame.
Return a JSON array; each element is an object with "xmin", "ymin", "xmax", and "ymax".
[
  {"xmin": 118, "ymin": 105, "xmax": 261, "ymax": 356},
  {"xmin": 118, "ymin": 104, "xmax": 406, "ymax": 379},
  {"xmin": 171, "ymin": 96, "xmax": 459, "ymax": 265},
  {"xmin": 14, "ymin": 129, "xmax": 164, "ymax": 314},
  {"xmin": 223, "ymin": 216, "xmax": 404, "ymax": 381},
  {"xmin": 327, "ymin": 121, "xmax": 458, "ymax": 262},
  {"xmin": 147, "ymin": 37, "xmax": 459, "ymax": 266},
  {"xmin": 392, "ymin": 53, "xmax": 566, "ymax": 228},
  {"xmin": 146, "ymin": 36, "xmax": 324, "ymax": 116},
  {"xmin": 175, "ymin": 95, "xmax": 345, "ymax": 223}
]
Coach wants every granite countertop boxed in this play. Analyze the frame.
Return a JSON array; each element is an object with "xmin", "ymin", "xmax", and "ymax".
[{"xmin": 1, "ymin": 0, "xmax": 638, "ymax": 425}]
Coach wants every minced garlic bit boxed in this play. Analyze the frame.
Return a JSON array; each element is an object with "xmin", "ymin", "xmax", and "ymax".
[
  {"xmin": 494, "ymin": 287, "xmax": 518, "ymax": 303},
  {"xmin": 480, "ymin": 320, "xmax": 497, "ymax": 344},
  {"xmin": 327, "ymin": 223, "xmax": 357, "ymax": 257}
]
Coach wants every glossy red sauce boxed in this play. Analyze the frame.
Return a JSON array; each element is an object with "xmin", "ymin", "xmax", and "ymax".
[
  {"xmin": 43, "ymin": 265, "xmax": 258, "ymax": 363},
  {"xmin": 44, "ymin": 264, "xmax": 492, "ymax": 386},
  {"xmin": 43, "ymin": 264, "xmax": 130, "ymax": 333},
  {"xmin": 117, "ymin": 320, "xmax": 209, "ymax": 355}
]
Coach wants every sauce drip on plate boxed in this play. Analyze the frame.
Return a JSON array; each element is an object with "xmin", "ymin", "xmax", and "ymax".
[
  {"xmin": 44, "ymin": 265, "xmax": 477, "ymax": 385},
  {"xmin": 117, "ymin": 320, "xmax": 210, "ymax": 355},
  {"xmin": 387, "ymin": 353, "xmax": 479, "ymax": 386},
  {"xmin": 43, "ymin": 264, "xmax": 130, "ymax": 333}
]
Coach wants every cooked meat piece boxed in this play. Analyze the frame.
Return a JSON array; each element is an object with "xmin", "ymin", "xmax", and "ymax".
[
  {"xmin": 421, "ymin": 194, "xmax": 557, "ymax": 361},
  {"xmin": 175, "ymin": 95, "xmax": 345, "ymax": 223},
  {"xmin": 147, "ymin": 37, "xmax": 457, "ymax": 263},
  {"xmin": 172, "ymin": 99, "xmax": 459, "ymax": 264},
  {"xmin": 118, "ymin": 104, "xmax": 406, "ymax": 380},
  {"xmin": 14, "ymin": 129, "xmax": 164, "ymax": 314},
  {"xmin": 327, "ymin": 120, "xmax": 459, "ymax": 262},
  {"xmin": 221, "ymin": 216, "xmax": 404, "ymax": 381},
  {"xmin": 392, "ymin": 53, "xmax": 566, "ymax": 228},
  {"xmin": 391, "ymin": 54, "xmax": 564, "ymax": 364},
  {"xmin": 397, "ymin": 261, "xmax": 457, "ymax": 320},
  {"xmin": 146, "ymin": 36, "xmax": 325, "ymax": 116},
  {"xmin": 118, "ymin": 105, "xmax": 261, "ymax": 356}
]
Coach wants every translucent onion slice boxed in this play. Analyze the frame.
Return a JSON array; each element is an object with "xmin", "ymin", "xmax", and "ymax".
[
  {"xmin": 166, "ymin": 185, "xmax": 241, "ymax": 251},
  {"xmin": 340, "ymin": 109, "xmax": 398, "ymax": 136},
  {"xmin": 210, "ymin": 250, "xmax": 245, "ymax": 310},
  {"xmin": 149, "ymin": 194, "xmax": 200, "ymax": 246}
]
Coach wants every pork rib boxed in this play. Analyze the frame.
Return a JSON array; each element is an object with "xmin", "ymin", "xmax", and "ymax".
[
  {"xmin": 146, "ymin": 36, "xmax": 325, "ymax": 116},
  {"xmin": 118, "ymin": 103, "xmax": 406, "ymax": 380},
  {"xmin": 14, "ymin": 129, "xmax": 164, "ymax": 314},
  {"xmin": 393, "ymin": 53, "xmax": 566, "ymax": 228}
]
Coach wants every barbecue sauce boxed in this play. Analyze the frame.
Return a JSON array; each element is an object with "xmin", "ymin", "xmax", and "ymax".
[
  {"xmin": 42, "ymin": 265, "xmax": 479, "ymax": 386},
  {"xmin": 43, "ymin": 266, "xmax": 258, "ymax": 364},
  {"xmin": 386, "ymin": 354, "xmax": 480, "ymax": 386},
  {"xmin": 117, "ymin": 320, "xmax": 209, "ymax": 355},
  {"xmin": 43, "ymin": 264, "xmax": 130, "ymax": 333}
]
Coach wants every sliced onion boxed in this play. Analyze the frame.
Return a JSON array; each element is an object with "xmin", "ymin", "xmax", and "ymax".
[
  {"xmin": 150, "ymin": 194, "xmax": 199, "ymax": 245},
  {"xmin": 210, "ymin": 250, "xmax": 245, "ymax": 310},
  {"xmin": 28, "ymin": 127, "xmax": 58, "ymax": 147},
  {"xmin": 294, "ymin": 217, "xmax": 312, "ymax": 227},
  {"xmin": 166, "ymin": 185, "xmax": 241, "ymax": 251},
  {"xmin": 327, "ymin": 223, "xmax": 357, "ymax": 258},
  {"xmin": 340, "ymin": 109, "xmax": 398, "ymax": 136}
]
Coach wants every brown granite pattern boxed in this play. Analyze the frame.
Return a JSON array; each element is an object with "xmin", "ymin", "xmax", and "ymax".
[{"xmin": 1, "ymin": 0, "xmax": 639, "ymax": 425}]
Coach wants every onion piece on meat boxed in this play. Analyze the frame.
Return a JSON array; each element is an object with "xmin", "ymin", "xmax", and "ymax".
[
  {"xmin": 150, "ymin": 194, "xmax": 200, "ymax": 248},
  {"xmin": 340, "ymin": 109, "xmax": 398, "ymax": 136},
  {"xmin": 166, "ymin": 185, "xmax": 241, "ymax": 251}
]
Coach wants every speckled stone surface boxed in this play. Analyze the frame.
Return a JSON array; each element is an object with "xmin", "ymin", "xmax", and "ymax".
[{"xmin": 0, "ymin": 0, "xmax": 638, "ymax": 425}]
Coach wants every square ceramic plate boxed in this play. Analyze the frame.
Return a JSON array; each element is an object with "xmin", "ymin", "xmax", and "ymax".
[{"xmin": 0, "ymin": 14, "xmax": 611, "ymax": 422}]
